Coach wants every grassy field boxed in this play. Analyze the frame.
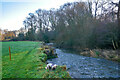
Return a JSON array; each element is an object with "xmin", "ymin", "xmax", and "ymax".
[
  {"xmin": 2, "ymin": 41, "xmax": 71, "ymax": 78},
  {"xmin": 2, "ymin": 41, "xmax": 40, "ymax": 56}
]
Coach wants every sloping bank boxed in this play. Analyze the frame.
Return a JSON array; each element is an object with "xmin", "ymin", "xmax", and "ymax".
[
  {"xmin": 36, "ymin": 45, "xmax": 71, "ymax": 78},
  {"xmin": 79, "ymin": 49, "xmax": 120, "ymax": 62}
]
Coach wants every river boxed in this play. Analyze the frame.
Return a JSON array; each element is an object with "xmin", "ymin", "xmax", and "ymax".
[{"xmin": 47, "ymin": 48, "xmax": 120, "ymax": 78}]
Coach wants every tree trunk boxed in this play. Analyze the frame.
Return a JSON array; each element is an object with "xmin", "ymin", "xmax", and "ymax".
[
  {"xmin": 117, "ymin": 1, "xmax": 120, "ymax": 29},
  {"xmin": 95, "ymin": 0, "xmax": 99, "ymax": 19},
  {"xmin": 117, "ymin": 1, "xmax": 120, "ymax": 48}
]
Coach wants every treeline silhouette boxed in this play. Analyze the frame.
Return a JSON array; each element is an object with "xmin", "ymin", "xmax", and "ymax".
[{"xmin": 17, "ymin": 1, "xmax": 120, "ymax": 50}]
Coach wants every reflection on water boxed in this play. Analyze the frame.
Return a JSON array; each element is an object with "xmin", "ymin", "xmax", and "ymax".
[{"xmin": 47, "ymin": 49, "xmax": 120, "ymax": 78}]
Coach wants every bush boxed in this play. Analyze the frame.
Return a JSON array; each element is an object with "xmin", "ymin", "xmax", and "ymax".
[{"xmin": 39, "ymin": 53, "xmax": 47, "ymax": 62}]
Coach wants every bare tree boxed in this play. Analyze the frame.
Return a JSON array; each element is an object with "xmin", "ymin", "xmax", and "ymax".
[{"xmin": 94, "ymin": 0, "xmax": 99, "ymax": 19}]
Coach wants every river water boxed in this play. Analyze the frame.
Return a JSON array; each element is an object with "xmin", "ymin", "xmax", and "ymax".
[{"xmin": 47, "ymin": 48, "xmax": 120, "ymax": 78}]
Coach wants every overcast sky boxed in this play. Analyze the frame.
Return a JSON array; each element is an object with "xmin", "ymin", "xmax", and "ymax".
[{"xmin": 0, "ymin": 0, "xmax": 118, "ymax": 31}]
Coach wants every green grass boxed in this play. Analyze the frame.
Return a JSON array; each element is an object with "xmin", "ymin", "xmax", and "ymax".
[
  {"xmin": 0, "ymin": 42, "xmax": 2, "ymax": 80},
  {"xmin": 2, "ymin": 41, "xmax": 41, "ymax": 56},
  {"xmin": 2, "ymin": 41, "xmax": 71, "ymax": 78}
]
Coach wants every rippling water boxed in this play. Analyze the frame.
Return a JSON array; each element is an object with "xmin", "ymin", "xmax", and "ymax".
[{"xmin": 47, "ymin": 49, "xmax": 120, "ymax": 78}]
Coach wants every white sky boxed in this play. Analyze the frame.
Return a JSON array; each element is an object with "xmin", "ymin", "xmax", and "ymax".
[
  {"xmin": 0, "ymin": 0, "xmax": 118, "ymax": 31},
  {"xmin": 0, "ymin": 0, "xmax": 79, "ymax": 31}
]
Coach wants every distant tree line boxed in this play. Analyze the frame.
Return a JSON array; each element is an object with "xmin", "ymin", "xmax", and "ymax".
[
  {"xmin": 22, "ymin": 0, "xmax": 120, "ymax": 50},
  {"xmin": 0, "ymin": 30, "xmax": 16, "ymax": 41}
]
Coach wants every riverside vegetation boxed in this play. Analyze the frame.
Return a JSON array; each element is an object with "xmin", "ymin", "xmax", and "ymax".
[
  {"xmin": 79, "ymin": 49, "xmax": 120, "ymax": 62},
  {"xmin": 2, "ymin": 41, "xmax": 70, "ymax": 78},
  {"xmin": 9, "ymin": 1, "xmax": 120, "ymax": 63}
]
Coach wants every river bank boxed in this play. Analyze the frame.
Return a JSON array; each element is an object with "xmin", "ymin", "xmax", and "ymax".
[
  {"xmin": 45, "ymin": 43, "xmax": 120, "ymax": 78},
  {"xmin": 47, "ymin": 48, "xmax": 120, "ymax": 78},
  {"xmin": 54, "ymin": 43, "xmax": 120, "ymax": 62},
  {"xmin": 2, "ymin": 41, "xmax": 71, "ymax": 78},
  {"xmin": 79, "ymin": 49, "xmax": 120, "ymax": 62}
]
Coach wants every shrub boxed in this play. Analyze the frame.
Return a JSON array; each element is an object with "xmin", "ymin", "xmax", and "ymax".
[{"xmin": 39, "ymin": 53, "xmax": 47, "ymax": 62}]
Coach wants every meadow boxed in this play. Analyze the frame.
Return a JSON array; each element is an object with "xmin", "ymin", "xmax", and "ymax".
[
  {"xmin": 2, "ymin": 41, "xmax": 40, "ymax": 56},
  {"xmin": 2, "ymin": 41, "xmax": 70, "ymax": 78}
]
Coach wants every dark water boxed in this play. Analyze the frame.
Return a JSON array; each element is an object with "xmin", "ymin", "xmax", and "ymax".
[{"xmin": 47, "ymin": 49, "xmax": 120, "ymax": 78}]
